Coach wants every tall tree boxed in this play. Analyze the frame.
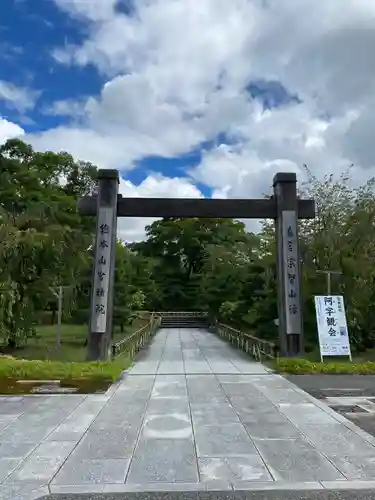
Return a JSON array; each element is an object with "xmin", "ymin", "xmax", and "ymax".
[
  {"xmin": 0, "ymin": 139, "xmax": 97, "ymax": 347},
  {"xmin": 132, "ymin": 218, "xmax": 248, "ymax": 310}
]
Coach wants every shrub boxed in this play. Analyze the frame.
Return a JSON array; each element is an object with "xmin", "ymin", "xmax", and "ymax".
[
  {"xmin": 0, "ymin": 356, "xmax": 131, "ymax": 381},
  {"xmin": 274, "ymin": 357, "xmax": 375, "ymax": 374}
]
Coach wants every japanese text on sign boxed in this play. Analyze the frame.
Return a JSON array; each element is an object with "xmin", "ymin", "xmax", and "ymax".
[
  {"xmin": 282, "ymin": 211, "xmax": 301, "ymax": 334},
  {"xmin": 314, "ymin": 295, "xmax": 351, "ymax": 358},
  {"xmin": 90, "ymin": 208, "xmax": 114, "ymax": 333}
]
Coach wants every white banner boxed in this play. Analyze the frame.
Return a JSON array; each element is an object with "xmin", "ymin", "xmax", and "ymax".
[{"xmin": 314, "ymin": 295, "xmax": 351, "ymax": 358}]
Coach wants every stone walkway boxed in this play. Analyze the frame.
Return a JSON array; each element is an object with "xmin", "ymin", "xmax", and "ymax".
[{"xmin": 2, "ymin": 329, "xmax": 375, "ymax": 499}]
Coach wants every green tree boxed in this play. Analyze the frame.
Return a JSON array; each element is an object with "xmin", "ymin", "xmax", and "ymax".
[
  {"xmin": 0, "ymin": 139, "xmax": 97, "ymax": 347},
  {"xmin": 133, "ymin": 218, "xmax": 248, "ymax": 310}
]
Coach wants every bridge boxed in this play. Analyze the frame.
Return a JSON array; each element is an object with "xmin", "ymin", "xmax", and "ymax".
[
  {"xmin": 1, "ymin": 171, "xmax": 371, "ymax": 498},
  {"xmin": 13, "ymin": 169, "xmax": 367, "ymax": 497},
  {"xmin": 2, "ymin": 323, "xmax": 375, "ymax": 499}
]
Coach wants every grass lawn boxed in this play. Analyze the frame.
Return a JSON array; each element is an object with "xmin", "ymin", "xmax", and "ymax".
[
  {"xmin": 0, "ymin": 356, "xmax": 130, "ymax": 382},
  {"xmin": 2, "ymin": 317, "xmax": 148, "ymax": 363},
  {"xmin": 303, "ymin": 347, "xmax": 375, "ymax": 364},
  {"xmin": 0, "ymin": 316, "xmax": 152, "ymax": 386},
  {"xmin": 269, "ymin": 357, "xmax": 375, "ymax": 374}
]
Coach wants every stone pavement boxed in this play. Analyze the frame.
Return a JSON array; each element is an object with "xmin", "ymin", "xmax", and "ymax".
[
  {"xmin": 287, "ymin": 374, "xmax": 375, "ymax": 440},
  {"xmin": 2, "ymin": 329, "xmax": 375, "ymax": 499}
]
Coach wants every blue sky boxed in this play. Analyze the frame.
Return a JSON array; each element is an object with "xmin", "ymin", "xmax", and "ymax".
[
  {"xmin": 0, "ymin": 0, "xmax": 296, "ymax": 196},
  {"xmin": 0, "ymin": 0, "xmax": 102, "ymax": 129},
  {"xmin": 0, "ymin": 0, "xmax": 370, "ymax": 238}
]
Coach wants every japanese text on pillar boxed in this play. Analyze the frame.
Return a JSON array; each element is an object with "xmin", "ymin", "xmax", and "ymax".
[
  {"xmin": 285, "ymin": 223, "xmax": 299, "ymax": 317},
  {"xmin": 95, "ymin": 222, "xmax": 110, "ymax": 318}
]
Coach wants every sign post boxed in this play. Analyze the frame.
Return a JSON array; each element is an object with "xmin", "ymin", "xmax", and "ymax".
[
  {"xmin": 314, "ymin": 295, "xmax": 352, "ymax": 361},
  {"xmin": 87, "ymin": 169, "xmax": 119, "ymax": 361},
  {"xmin": 274, "ymin": 173, "xmax": 304, "ymax": 357}
]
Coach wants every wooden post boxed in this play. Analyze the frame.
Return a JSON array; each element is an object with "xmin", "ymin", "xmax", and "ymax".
[
  {"xmin": 316, "ymin": 269, "xmax": 343, "ymax": 295},
  {"xmin": 56, "ymin": 285, "xmax": 63, "ymax": 351},
  {"xmin": 87, "ymin": 169, "xmax": 119, "ymax": 361},
  {"xmin": 273, "ymin": 173, "xmax": 304, "ymax": 357}
]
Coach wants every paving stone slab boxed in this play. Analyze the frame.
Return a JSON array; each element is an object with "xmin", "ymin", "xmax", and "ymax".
[
  {"xmin": 206, "ymin": 362, "xmax": 240, "ymax": 374},
  {"xmin": 253, "ymin": 438, "xmax": 345, "ymax": 482},
  {"xmin": 141, "ymin": 413, "xmax": 192, "ymax": 440},
  {"xmin": 187, "ymin": 391, "xmax": 228, "ymax": 405},
  {"xmin": 146, "ymin": 396, "xmax": 190, "ymax": 415},
  {"xmin": 152, "ymin": 377, "xmax": 187, "ymax": 398},
  {"xmin": 0, "ymin": 424, "xmax": 57, "ymax": 443},
  {"xmin": 326, "ymin": 454, "xmax": 375, "ymax": 480},
  {"xmin": 279, "ymin": 403, "xmax": 340, "ymax": 426},
  {"xmin": 116, "ymin": 383, "xmax": 154, "ymax": 396},
  {"xmin": 0, "ymin": 482, "xmax": 49, "ymax": 500},
  {"xmin": 183, "ymin": 363, "xmax": 212, "ymax": 374},
  {"xmin": 194, "ymin": 423, "xmax": 258, "ymax": 457},
  {"xmin": 0, "ymin": 441, "xmax": 38, "ymax": 459},
  {"xmin": 219, "ymin": 382, "xmax": 264, "ymax": 398},
  {"xmin": 46, "ymin": 413, "xmax": 97, "ymax": 441},
  {"xmin": 0, "ymin": 415, "xmax": 19, "ymax": 431},
  {"xmin": 126, "ymin": 438, "xmax": 199, "ymax": 483},
  {"xmin": 129, "ymin": 363, "xmax": 160, "ymax": 375},
  {"xmin": 8, "ymin": 456, "xmax": 68, "ymax": 483},
  {"xmin": 157, "ymin": 362, "xmax": 185, "ymax": 374},
  {"xmin": 0, "ymin": 458, "xmax": 22, "ymax": 483},
  {"xmin": 6, "ymin": 441, "xmax": 76, "ymax": 483},
  {"xmin": 111, "ymin": 388, "xmax": 152, "ymax": 402},
  {"xmin": 91, "ymin": 411, "xmax": 146, "ymax": 431},
  {"xmin": 230, "ymin": 362, "xmax": 271, "ymax": 375},
  {"xmin": 259, "ymin": 388, "xmax": 312, "ymax": 405},
  {"xmin": 227, "ymin": 395, "xmax": 277, "ymax": 415},
  {"xmin": 242, "ymin": 420, "xmax": 303, "ymax": 439},
  {"xmin": 70, "ymin": 427, "xmax": 140, "ymax": 459},
  {"xmin": 300, "ymin": 423, "xmax": 375, "ymax": 456},
  {"xmin": 190, "ymin": 403, "xmax": 240, "ymax": 426},
  {"xmin": 198, "ymin": 456, "xmax": 273, "ymax": 482},
  {"xmin": 52, "ymin": 458, "xmax": 130, "ymax": 485},
  {"xmin": 216, "ymin": 375, "xmax": 259, "ymax": 384}
]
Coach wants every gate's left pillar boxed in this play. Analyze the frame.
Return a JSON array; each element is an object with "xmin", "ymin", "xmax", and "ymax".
[{"xmin": 87, "ymin": 169, "xmax": 119, "ymax": 361}]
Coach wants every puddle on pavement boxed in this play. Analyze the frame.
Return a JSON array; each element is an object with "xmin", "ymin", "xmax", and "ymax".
[{"xmin": 0, "ymin": 377, "xmax": 112, "ymax": 395}]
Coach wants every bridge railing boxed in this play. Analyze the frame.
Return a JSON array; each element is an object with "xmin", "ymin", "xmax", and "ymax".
[
  {"xmin": 140, "ymin": 311, "xmax": 208, "ymax": 317},
  {"xmin": 214, "ymin": 322, "xmax": 279, "ymax": 362},
  {"xmin": 111, "ymin": 313, "xmax": 161, "ymax": 359}
]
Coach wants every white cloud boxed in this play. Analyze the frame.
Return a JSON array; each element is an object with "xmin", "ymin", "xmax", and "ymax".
[
  {"xmin": 42, "ymin": 98, "xmax": 88, "ymax": 118},
  {"xmin": 26, "ymin": 0, "xmax": 375, "ymax": 227},
  {"xmin": 0, "ymin": 117, "xmax": 25, "ymax": 144},
  {"xmin": 117, "ymin": 174, "xmax": 203, "ymax": 241},
  {"xmin": 0, "ymin": 80, "xmax": 40, "ymax": 113},
  {"xmin": 52, "ymin": 0, "xmax": 118, "ymax": 22}
]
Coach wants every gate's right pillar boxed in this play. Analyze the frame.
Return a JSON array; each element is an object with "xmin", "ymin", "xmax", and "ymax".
[{"xmin": 273, "ymin": 173, "xmax": 304, "ymax": 357}]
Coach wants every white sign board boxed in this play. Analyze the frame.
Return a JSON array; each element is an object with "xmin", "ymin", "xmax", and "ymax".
[{"xmin": 314, "ymin": 295, "xmax": 351, "ymax": 358}]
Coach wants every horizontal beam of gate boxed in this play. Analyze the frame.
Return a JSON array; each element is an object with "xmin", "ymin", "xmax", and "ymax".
[{"xmin": 78, "ymin": 195, "xmax": 315, "ymax": 219}]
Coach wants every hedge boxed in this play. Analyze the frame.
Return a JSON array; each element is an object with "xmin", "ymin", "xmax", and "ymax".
[{"xmin": 274, "ymin": 358, "xmax": 375, "ymax": 374}]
